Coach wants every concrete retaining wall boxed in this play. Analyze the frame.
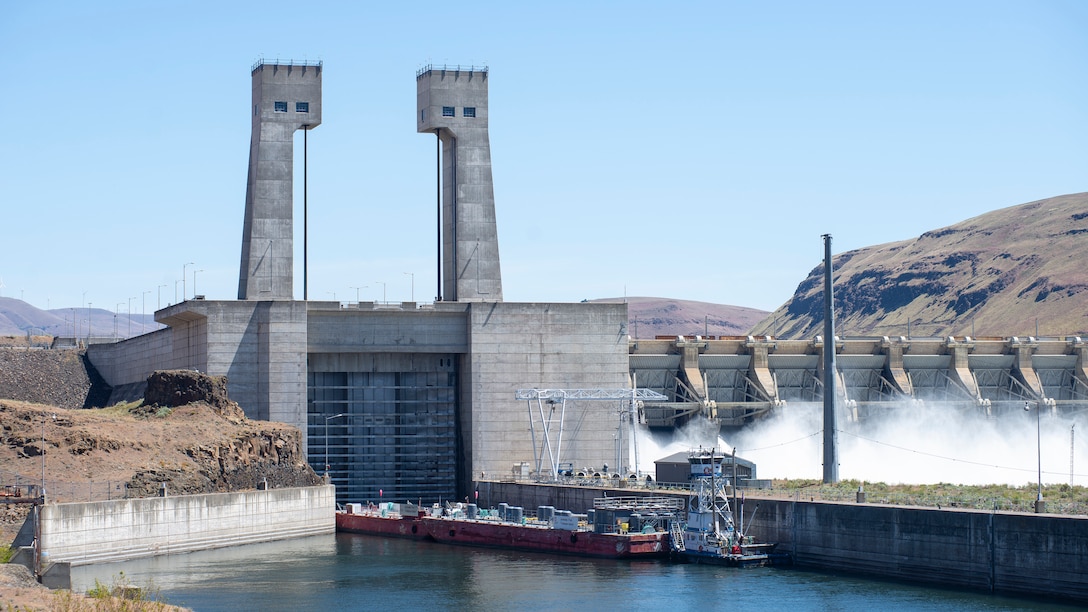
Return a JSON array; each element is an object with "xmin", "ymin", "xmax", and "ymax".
[
  {"xmin": 39, "ymin": 485, "xmax": 334, "ymax": 566},
  {"xmin": 86, "ymin": 328, "xmax": 177, "ymax": 404},
  {"xmin": 484, "ymin": 481, "xmax": 1088, "ymax": 604}
]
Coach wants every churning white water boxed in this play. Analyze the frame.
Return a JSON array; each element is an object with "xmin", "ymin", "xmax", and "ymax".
[{"xmin": 638, "ymin": 402, "xmax": 1088, "ymax": 486}]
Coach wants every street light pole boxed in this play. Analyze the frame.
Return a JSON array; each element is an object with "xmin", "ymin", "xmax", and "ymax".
[
  {"xmin": 349, "ymin": 286, "xmax": 367, "ymax": 304},
  {"xmin": 40, "ymin": 413, "xmax": 54, "ymax": 501},
  {"xmin": 142, "ymin": 291, "xmax": 150, "ymax": 333},
  {"xmin": 183, "ymin": 262, "xmax": 195, "ymax": 301},
  {"xmin": 324, "ymin": 413, "xmax": 347, "ymax": 475},
  {"xmin": 376, "ymin": 281, "xmax": 386, "ymax": 304}
]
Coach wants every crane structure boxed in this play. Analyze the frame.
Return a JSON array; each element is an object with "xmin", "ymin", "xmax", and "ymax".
[{"xmin": 514, "ymin": 387, "xmax": 668, "ymax": 482}]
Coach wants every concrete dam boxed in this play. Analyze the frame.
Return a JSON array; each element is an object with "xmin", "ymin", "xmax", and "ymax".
[
  {"xmin": 632, "ymin": 334, "xmax": 1088, "ymax": 427},
  {"xmin": 84, "ymin": 61, "xmax": 1088, "ymax": 504}
]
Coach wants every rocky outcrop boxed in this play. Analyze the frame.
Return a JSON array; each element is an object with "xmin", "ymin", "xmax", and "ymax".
[
  {"xmin": 143, "ymin": 370, "xmax": 243, "ymax": 421},
  {"xmin": 0, "ymin": 368, "xmax": 320, "ymax": 503}
]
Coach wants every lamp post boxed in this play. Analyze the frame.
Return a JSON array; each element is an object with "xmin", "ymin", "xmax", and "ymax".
[
  {"xmin": 41, "ymin": 413, "xmax": 55, "ymax": 501},
  {"xmin": 127, "ymin": 297, "xmax": 135, "ymax": 337},
  {"xmin": 324, "ymin": 413, "xmax": 347, "ymax": 475},
  {"xmin": 376, "ymin": 281, "xmax": 386, "ymax": 304},
  {"xmin": 142, "ymin": 290, "xmax": 150, "ymax": 333},
  {"xmin": 183, "ymin": 262, "xmax": 195, "ymax": 301},
  {"xmin": 349, "ymin": 286, "xmax": 367, "ymax": 304},
  {"xmin": 1025, "ymin": 401, "xmax": 1045, "ymax": 513},
  {"xmin": 115, "ymin": 303, "xmax": 123, "ymax": 339},
  {"xmin": 404, "ymin": 272, "xmax": 414, "ymax": 302}
]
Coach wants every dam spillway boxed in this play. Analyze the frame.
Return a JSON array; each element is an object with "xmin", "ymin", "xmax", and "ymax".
[{"xmin": 630, "ymin": 334, "xmax": 1088, "ymax": 427}]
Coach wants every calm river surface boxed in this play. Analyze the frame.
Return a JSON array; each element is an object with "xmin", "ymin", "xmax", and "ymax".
[{"xmin": 70, "ymin": 533, "xmax": 1078, "ymax": 611}]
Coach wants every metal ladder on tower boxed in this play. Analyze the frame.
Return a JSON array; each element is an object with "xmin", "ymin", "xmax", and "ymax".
[{"xmin": 669, "ymin": 519, "xmax": 686, "ymax": 552}]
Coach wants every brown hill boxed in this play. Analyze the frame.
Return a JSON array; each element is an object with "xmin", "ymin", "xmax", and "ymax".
[
  {"xmin": 0, "ymin": 297, "xmax": 161, "ymax": 338},
  {"xmin": 592, "ymin": 297, "xmax": 769, "ymax": 338},
  {"xmin": 751, "ymin": 192, "xmax": 1088, "ymax": 338}
]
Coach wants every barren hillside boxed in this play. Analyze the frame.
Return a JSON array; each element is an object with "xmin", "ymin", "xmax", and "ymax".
[
  {"xmin": 593, "ymin": 297, "xmax": 769, "ymax": 338},
  {"xmin": 751, "ymin": 192, "xmax": 1088, "ymax": 338}
]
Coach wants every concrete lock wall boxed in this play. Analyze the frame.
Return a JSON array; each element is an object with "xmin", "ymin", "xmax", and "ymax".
[
  {"xmin": 39, "ymin": 485, "xmax": 334, "ymax": 566},
  {"xmin": 749, "ymin": 499, "xmax": 1088, "ymax": 602},
  {"xmin": 484, "ymin": 482, "xmax": 1088, "ymax": 603}
]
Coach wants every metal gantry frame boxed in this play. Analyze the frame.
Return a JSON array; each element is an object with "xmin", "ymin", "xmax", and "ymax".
[{"xmin": 515, "ymin": 387, "xmax": 668, "ymax": 481}]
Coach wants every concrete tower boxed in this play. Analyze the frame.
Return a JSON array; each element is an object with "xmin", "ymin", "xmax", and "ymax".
[
  {"xmin": 417, "ymin": 65, "xmax": 503, "ymax": 302},
  {"xmin": 238, "ymin": 61, "xmax": 322, "ymax": 300}
]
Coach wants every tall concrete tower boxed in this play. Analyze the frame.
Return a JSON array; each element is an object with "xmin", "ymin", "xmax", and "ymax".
[
  {"xmin": 417, "ymin": 65, "xmax": 503, "ymax": 302},
  {"xmin": 238, "ymin": 61, "xmax": 322, "ymax": 300}
]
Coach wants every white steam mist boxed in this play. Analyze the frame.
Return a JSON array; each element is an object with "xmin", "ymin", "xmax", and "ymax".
[{"xmin": 638, "ymin": 403, "xmax": 1088, "ymax": 486}]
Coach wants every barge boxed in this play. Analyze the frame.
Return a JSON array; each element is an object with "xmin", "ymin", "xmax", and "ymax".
[
  {"xmin": 423, "ymin": 497, "xmax": 683, "ymax": 559},
  {"xmin": 336, "ymin": 502, "xmax": 431, "ymax": 539}
]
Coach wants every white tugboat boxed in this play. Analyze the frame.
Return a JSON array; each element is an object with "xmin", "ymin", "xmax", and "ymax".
[{"xmin": 670, "ymin": 448, "xmax": 785, "ymax": 567}]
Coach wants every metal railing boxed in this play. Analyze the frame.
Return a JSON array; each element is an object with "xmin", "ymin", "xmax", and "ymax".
[
  {"xmin": 251, "ymin": 58, "xmax": 323, "ymax": 72},
  {"xmin": 416, "ymin": 64, "xmax": 489, "ymax": 78}
]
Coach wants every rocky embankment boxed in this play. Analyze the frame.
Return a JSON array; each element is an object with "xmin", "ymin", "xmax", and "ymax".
[
  {"xmin": 1, "ymin": 369, "xmax": 320, "ymax": 505},
  {"xmin": 0, "ymin": 347, "xmax": 110, "ymax": 408}
]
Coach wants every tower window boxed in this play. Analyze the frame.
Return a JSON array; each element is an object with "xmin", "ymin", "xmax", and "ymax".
[
  {"xmin": 421, "ymin": 109, "xmax": 426, "ymax": 122},
  {"xmin": 296, "ymin": 102, "xmax": 309, "ymax": 113},
  {"xmin": 442, "ymin": 106, "xmax": 455, "ymax": 117},
  {"xmin": 463, "ymin": 107, "xmax": 476, "ymax": 118},
  {"xmin": 274, "ymin": 101, "xmax": 288, "ymax": 112}
]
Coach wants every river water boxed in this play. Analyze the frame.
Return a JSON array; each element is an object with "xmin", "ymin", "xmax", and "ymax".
[{"xmin": 69, "ymin": 533, "xmax": 1077, "ymax": 611}]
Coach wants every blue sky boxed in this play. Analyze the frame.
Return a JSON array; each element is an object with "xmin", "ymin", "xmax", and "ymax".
[{"xmin": 2, "ymin": 1, "xmax": 1085, "ymax": 316}]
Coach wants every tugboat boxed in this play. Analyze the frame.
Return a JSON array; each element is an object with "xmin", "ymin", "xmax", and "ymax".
[{"xmin": 670, "ymin": 448, "xmax": 786, "ymax": 567}]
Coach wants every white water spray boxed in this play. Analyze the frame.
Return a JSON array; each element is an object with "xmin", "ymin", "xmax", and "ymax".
[{"xmin": 637, "ymin": 402, "xmax": 1088, "ymax": 486}]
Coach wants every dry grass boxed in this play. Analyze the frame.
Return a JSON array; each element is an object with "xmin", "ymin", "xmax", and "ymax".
[{"xmin": 756, "ymin": 478, "xmax": 1088, "ymax": 513}]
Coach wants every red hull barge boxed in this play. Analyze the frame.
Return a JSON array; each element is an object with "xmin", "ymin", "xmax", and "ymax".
[
  {"xmin": 422, "ymin": 516, "xmax": 669, "ymax": 559},
  {"xmin": 336, "ymin": 503, "xmax": 429, "ymax": 539}
]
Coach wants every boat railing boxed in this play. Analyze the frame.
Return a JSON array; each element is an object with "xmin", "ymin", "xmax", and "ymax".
[{"xmin": 592, "ymin": 496, "xmax": 685, "ymax": 513}]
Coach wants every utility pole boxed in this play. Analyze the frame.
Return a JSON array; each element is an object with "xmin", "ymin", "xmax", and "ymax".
[{"xmin": 822, "ymin": 234, "xmax": 839, "ymax": 484}]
